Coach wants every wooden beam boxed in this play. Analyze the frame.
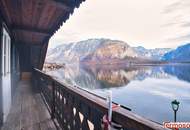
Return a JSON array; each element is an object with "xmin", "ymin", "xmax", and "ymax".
[
  {"xmin": 12, "ymin": 25, "xmax": 51, "ymax": 35},
  {"xmin": 47, "ymin": 0, "xmax": 71, "ymax": 11},
  {"xmin": 0, "ymin": 0, "xmax": 12, "ymax": 25},
  {"xmin": 15, "ymin": 40, "xmax": 43, "ymax": 45},
  {"xmin": 38, "ymin": 42, "xmax": 49, "ymax": 70}
]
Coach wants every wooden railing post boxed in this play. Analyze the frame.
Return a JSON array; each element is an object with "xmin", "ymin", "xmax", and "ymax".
[{"xmin": 51, "ymin": 81, "xmax": 55, "ymax": 119}]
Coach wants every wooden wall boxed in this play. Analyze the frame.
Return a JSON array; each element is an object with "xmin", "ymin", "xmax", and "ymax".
[
  {"xmin": 16, "ymin": 42, "xmax": 46, "ymax": 80},
  {"xmin": 11, "ymin": 43, "xmax": 20, "ymax": 92},
  {"xmin": 17, "ymin": 43, "xmax": 32, "ymax": 72}
]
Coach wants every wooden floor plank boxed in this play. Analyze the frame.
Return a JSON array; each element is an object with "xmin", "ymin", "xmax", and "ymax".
[
  {"xmin": 1, "ymin": 81, "xmax": 57, "ymax": 130},
  {"xmin": 40, "ymin": 119, "xmax": 57, "ymax": 130},
  {"xmin": 22, "ymin": 123, "xmax": 41, "ymax": 130}
]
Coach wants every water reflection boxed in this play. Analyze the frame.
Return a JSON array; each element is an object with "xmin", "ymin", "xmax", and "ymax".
[
  {"xmin": 47, "ymin": 65, "xmax": 173, "ymax": 89},
  {"xmin": 163, "ymin": 65, "xmax": 190, "ymax": 83},
  {"xmin": 46, "ymin": 64, "xmax": 190, "ymax": 124}
]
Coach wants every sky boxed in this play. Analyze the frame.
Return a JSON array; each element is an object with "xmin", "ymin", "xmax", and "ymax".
[{"xmin": 49, "ymin": 0, "xmax": 190, "ymax": 49}]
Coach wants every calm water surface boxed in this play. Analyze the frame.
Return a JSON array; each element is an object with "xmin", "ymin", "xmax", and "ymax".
[{"xmin": 46, "ymin": 64, "xmax": 190, "ymax": 124}]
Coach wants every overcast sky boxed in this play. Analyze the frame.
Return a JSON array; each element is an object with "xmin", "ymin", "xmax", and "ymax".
[{"xmin": 49, "ymin": 0, "xmax": 190, "ymax": 49}]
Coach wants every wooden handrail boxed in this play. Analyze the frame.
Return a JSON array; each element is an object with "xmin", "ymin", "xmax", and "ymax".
[{"xmin": 33, "ymin": 68, "xmax": 168, "ymax": 130}]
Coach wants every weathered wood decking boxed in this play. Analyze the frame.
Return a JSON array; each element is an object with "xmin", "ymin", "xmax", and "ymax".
[{"xmin": 1, "ymin": 81, "xmax": 57, "ymax": 130}]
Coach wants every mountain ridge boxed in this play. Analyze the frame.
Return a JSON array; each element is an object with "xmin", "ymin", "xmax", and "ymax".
[
  {"xmin": 133, "ymin": 46, "xmax": 171, "ymax": 60},
  {"xmin": 162, "ymin": 43, "xmax": 190, "ymax": 62},
  {"xmin": 46, "ymin": 38, "xmax": 174, "ymax": 64}
]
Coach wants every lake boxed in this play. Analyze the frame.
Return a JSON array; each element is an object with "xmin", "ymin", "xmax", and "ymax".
[{"xmin": 46, "ymin": 64, "xmax": 190, "ymax": 124}]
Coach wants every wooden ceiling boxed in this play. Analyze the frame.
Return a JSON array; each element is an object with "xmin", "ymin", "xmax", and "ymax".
[
  {"xmin": 0, "ymin": 0, "xmax": 85, "ymax": 70},
  {"xmin": 0, "ymin": 0, "xmax": 85, "ymax": 45}
]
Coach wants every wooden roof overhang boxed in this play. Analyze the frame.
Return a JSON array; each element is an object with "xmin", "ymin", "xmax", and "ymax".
[{"xmin": 0, "ymin": 0, "xmax": 85, "ymax": 70}]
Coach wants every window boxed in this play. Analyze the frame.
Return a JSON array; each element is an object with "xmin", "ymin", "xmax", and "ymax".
[{"xmin": 2, "ymin": 27, "xmax": 11, "ymax": 76}]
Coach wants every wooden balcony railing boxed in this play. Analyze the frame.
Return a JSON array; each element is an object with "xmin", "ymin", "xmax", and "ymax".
[{"xmin": 32, "ymin": 69, "xmax": 168, "ymax": 130}]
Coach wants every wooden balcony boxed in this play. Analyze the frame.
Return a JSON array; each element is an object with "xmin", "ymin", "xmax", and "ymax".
[
  {"xmin": 0, "ymin": 69, "xmax": 169, "ymax": 130},
  {"xmin": 1, "ymin": 81, "xmax": 57, "ymax": 130},
  {"xmin": 31, "ymin": 69, "xmax": 168, "ymax": 130}
]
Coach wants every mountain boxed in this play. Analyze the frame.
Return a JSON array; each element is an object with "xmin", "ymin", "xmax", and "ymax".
[
  {"xmin": 46, "ymin": 38, "xmax": 171, "ymax": 64},
  {"xmin": 47, "ymin": 39, "xmax": 139, "ymax": 64},
  {"xmin": 80, "ymin": 39, "xmax": 142, "ymax": 64},
  {"xmin": 47, "ymin": 39, "xmax": 108, "ymax": 63},
  {"xmin": 162, "ymin": 43, "xmax": 190, "ymax": 62},
  {"xmin": 133, "ymin": 46, "xmax": 171, "ymax": 60}
]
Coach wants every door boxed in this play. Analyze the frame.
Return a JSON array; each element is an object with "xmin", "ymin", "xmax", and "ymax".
[{"xmin": 1, "ymin": 27, "xmax": 11, "ymax": 122}]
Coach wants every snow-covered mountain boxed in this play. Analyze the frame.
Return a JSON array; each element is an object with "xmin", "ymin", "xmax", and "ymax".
[
  {"xmin": 133, "ymin": 46, "xmax": 171, "ymax": 60},
  {"xmin": 80, "ymin": 39, "xmax": 141, "ymax": 64},
  {"xmin": 47, "ymin": 39, "xmax": 109, "ymax": 63},
  {"xmin": 46, "ymin": 38, "xmax": 171, "ymax": 64},
  {"xmin": 162, "ymin": 43, "xmax": 190, "ymax": 62}
]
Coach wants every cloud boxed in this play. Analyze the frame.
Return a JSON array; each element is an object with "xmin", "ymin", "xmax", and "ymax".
[
  {"xmin": 162, "ymin": 21, "xmax": 190, "ymax": 28},
  {"xmin": 161, "ymin": 22, "xmax": 180, "ymax": 28},
  {"xmin": 161, "ymin": 0, "xmax": 190, "ymax": 45},
  {"xmin": 49, "ymin": 29, "xmax": 80, "ymax": 48},
  {"xmin": 162, "ymin": 1, "xmax": 181, "ymax": 14},
  {"xmin": 181, "ymin": 23, "xmax": 190, "ymax": 27},
  {"xmin": 162, "ymin": 0, "xmax": 190, "ymax": 14},
  {"xmin": 161, "ymin": 14, "xmax": 184, "ymax": 27},
  {"xmin": 166, "ymin": 34, "xmax": 190, "ymax": 42}
]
